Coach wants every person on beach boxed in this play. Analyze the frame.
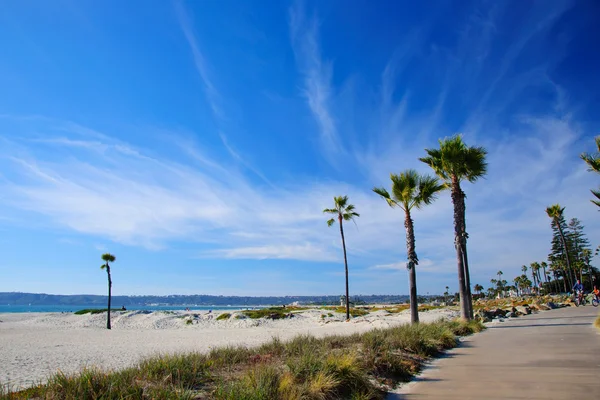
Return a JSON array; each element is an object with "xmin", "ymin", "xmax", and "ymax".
[{"xmin": 593, "ymin": 285, "xmax": 599, "ymax": 300}]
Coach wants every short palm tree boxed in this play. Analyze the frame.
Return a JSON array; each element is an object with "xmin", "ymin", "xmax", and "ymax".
[
  {"xmin": 324, "ymin": 196, "xmax": 359, "ymax": 321},
  {"xmin": 420, "ymin": 135, "xmax": 487, "ymax": 320},
  {"xmin": 546, "ymin": 204, "xmax": 572, "ymax": 276},
  {"xmin": 373, "ymin": 170, "xmax": 444, "ymax": 324},
  {"xmin": 101, "ymin": 253, "xmax": 116, "ymax": 330},
  {"xmin": 580, "ymin": 136, "xmax": 600, "ymax": 208},
  {"xmin": 473, "ymin": 284, "xmax": 484, "ymax": 295}
]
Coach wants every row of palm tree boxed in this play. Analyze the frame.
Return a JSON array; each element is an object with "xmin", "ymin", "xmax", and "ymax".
[
  {"xmin": 325, "ymin": 135, "xmax": 487, "ymax": 322},
  {"xmin": 95, "ymin": 136, "xmax": 596, "ymax": 330}
]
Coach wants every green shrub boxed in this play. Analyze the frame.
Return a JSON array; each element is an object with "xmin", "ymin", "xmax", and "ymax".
[
  {"xmin": 242, "ymin": 307, "xmax": 291, "ymax": 319},
  {"xmin": 216, "ymin": 313, "xmax": 231, "ymax": 320},
  {"xmin": 73, "ymin": 308, "xmax": 121, "ymax": 315}
]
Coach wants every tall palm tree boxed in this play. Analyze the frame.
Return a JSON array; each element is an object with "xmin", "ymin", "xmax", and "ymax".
[
  {"xmin": 496, "ymin": 270, "xmax": 504, "ymax": 297},
  {"xmin": 580, "ymin": 136, "xmax": 600, "ymax": 208},
  {"xmin": 546, "ymin": 204, "xmax": 572, "ymax": 284},
  {"xmin": 473, "ymin": 284, "xmax": 484, "ymax": 295},
  {"xmin": 100, "ymin": 253, "xmax": 116, "ymax": 330},
  {"xmin": 420, "ymin": 135, "xmax": 487, "ymax": 320},
  {"xmin": 324, "ymin": 196, "xmax": 359, "ymax": 321},
  {"xmin": 373, "ymin": 170, "xmax": 444, "ymax": 324}
]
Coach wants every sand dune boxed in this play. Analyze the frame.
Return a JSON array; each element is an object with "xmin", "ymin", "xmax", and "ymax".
[{"xmin": 0, "ymin": 308, "xmax": 458, "ymax": 390}]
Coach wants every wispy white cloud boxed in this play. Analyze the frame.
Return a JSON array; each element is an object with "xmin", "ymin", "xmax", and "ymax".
[
  {"xmin": 289, "ymin": 2, "xmax": 343, "ymax": 164},
  {"xmin": 175, "ymin": 3, "xmax": 272, "ymax": 186},
  {"xmin": 174, "ymin": 1, "xmax": 222, "ymax": 119},
  {"xmin": 205, "ymin": 243, "xmax": 338, "ymax": 262}
]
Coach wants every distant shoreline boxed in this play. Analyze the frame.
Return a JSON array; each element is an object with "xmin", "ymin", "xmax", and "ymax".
[{"xmin": 0, "ymin": 304, "xmax": 261, "ymax": 313}]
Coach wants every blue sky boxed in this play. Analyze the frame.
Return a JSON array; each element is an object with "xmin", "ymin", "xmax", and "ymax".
[{"xmin": 0, "ymin": 0, "xmax": 599, "ymax": 297}]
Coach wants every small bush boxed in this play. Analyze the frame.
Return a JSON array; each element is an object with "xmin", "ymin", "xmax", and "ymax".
[{"xmin": 216, "ymin": 313, "xmax": 231, "ymax": 320}]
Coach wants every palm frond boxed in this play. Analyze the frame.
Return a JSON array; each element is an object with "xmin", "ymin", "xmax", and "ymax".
[
  {"xmin": 463, "ymin": 145, "xmax": 488, "ymax": 182},
  {"xmin": 373, "ymin": 186, "xmax": 398, "ymax": 208},
  {"xmin": 415, "ymin": 175, "xmax": 445, "ymax": 208},
  {"xmin": 592, "ymin": 188, "xmax": 600, "ymax": 209},
  {"xmin": 334, "ymin": 195, "xmax": 348, "ymax": 209},
  {"xmin": 580, "ymin": 136, "xmax": 600, "ymax": 173},
  {"xmin": 343, "ymin": 211, "xmax": 360, "ymax": 221},
  {"xmin": 389, "ymin": 171, "xmax": 417, "ymax": 209},
  {"xmin": 101, "ymin": 253, "xmax": 116, "ymax": 263},
  {"xmin": 100, "ymin": 264, "xmax": 106, "ymax": 270},
  {"xmin": 323, "ymin": 208, "xmax": 338, "ymax": 214},
  {"xmin": 326, "ymin": 218, "xmax": 335, "ymax": 227}
]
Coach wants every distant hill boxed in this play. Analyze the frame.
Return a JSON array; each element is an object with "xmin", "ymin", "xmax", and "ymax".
[{"xmin": 0, "ymin": 292, "xmax": 410, "ymax": 306}]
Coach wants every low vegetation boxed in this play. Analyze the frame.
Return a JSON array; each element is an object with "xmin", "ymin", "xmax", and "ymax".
[
  {"xmin": 241, "ymin": 307, "xmax": 307, "ymax": 319},
  {"xmin": 73, "ymin": 308, "xmax": 123, "ymax": 315},
  {"xmin": 595, "ymin": 315, "xmax": 600, "ymax": 331},
  {"xmin": 216, "ymin": 313, "xmax": 231, "ymax": 321},
  {"xmin": 1, "ymin": 319, "xmax": 484, "ymax": 399}
]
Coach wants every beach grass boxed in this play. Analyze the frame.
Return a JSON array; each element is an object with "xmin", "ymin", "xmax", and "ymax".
[
  {"xmin": 216, "ymin": 313, "xmax": 231, "ymax": 320},
  {"xmin": 1, "ymin": 318, "xmax": 484, "ymax": 400},
  {"xmin": 241, "ymin": 306, "xmax": 308, "ymax": 319},
  {"xmin": 73, "ymin": 308, "xmax": 123, "ymax": 315}
]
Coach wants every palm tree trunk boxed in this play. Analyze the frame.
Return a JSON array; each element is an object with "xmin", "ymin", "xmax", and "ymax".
[
  {"xmin": 556, "ymin": 221, "xmax": 572, "ymax": 275},
  {"xmin": 451, "ymin": 178, "xmax": 469, "ymax": 320},
  {"xmin": 106, "ymin": 264, "xmax": 112, "ymax": 330},
  {"xmin": 404, "ymin": 209, "xmax": 419, "ymax": 324},
  {"xmin": 461, "ymin": 242, "xmax": 473, "ymax": 317},
  {"xmin": 458, "ymin": 188, "xmax": 473, "ymax": 319},
  {"xmin": 339, "ymin": 216, "xmax": 350, "ymax": 321}
]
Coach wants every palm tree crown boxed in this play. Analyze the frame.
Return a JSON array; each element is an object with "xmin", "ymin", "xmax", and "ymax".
[
  {"xmin": 545, "ymin": 204, "xmax": 564, "ymax": 220},
  {"xmin": 373, "ymin": 170, "xmax": 444, "ymax": 212},
  {"xmin": 101, "ymin": 253, "xmax": 116, "ymax": 268},
  {"xmin": 324, "ymin": 195, "xmax": 360, "ymax": 225},
  {"xmin": 419, "ymin": 135, "xmax": 488, "ymax": 185}
]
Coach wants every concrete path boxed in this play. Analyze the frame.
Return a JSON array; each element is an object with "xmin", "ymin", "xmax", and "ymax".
[{"xmin": 390, "ymin": 305, "xmax": 600, "ymax": 399}]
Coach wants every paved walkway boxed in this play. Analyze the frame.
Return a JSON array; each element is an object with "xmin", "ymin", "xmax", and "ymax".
[{"xmin": 390, "ymin": 305, "xmax": 600, "ymax": 399}]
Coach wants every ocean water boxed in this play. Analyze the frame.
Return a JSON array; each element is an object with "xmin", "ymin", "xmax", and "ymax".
[{"xmin": 0, "ymin": 304, "xmax": 252, "ymax": 313}]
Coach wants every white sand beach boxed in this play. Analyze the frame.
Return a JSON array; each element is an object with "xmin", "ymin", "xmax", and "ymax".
[{"xmin": 0, "ymin": 308, "xmax": 457, "ymax": 390}]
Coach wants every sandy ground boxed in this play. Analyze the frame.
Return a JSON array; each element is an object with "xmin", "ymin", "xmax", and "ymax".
[{"xmin": 0, "ymin": 308, "xmax": 458, "ymax": 390}]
